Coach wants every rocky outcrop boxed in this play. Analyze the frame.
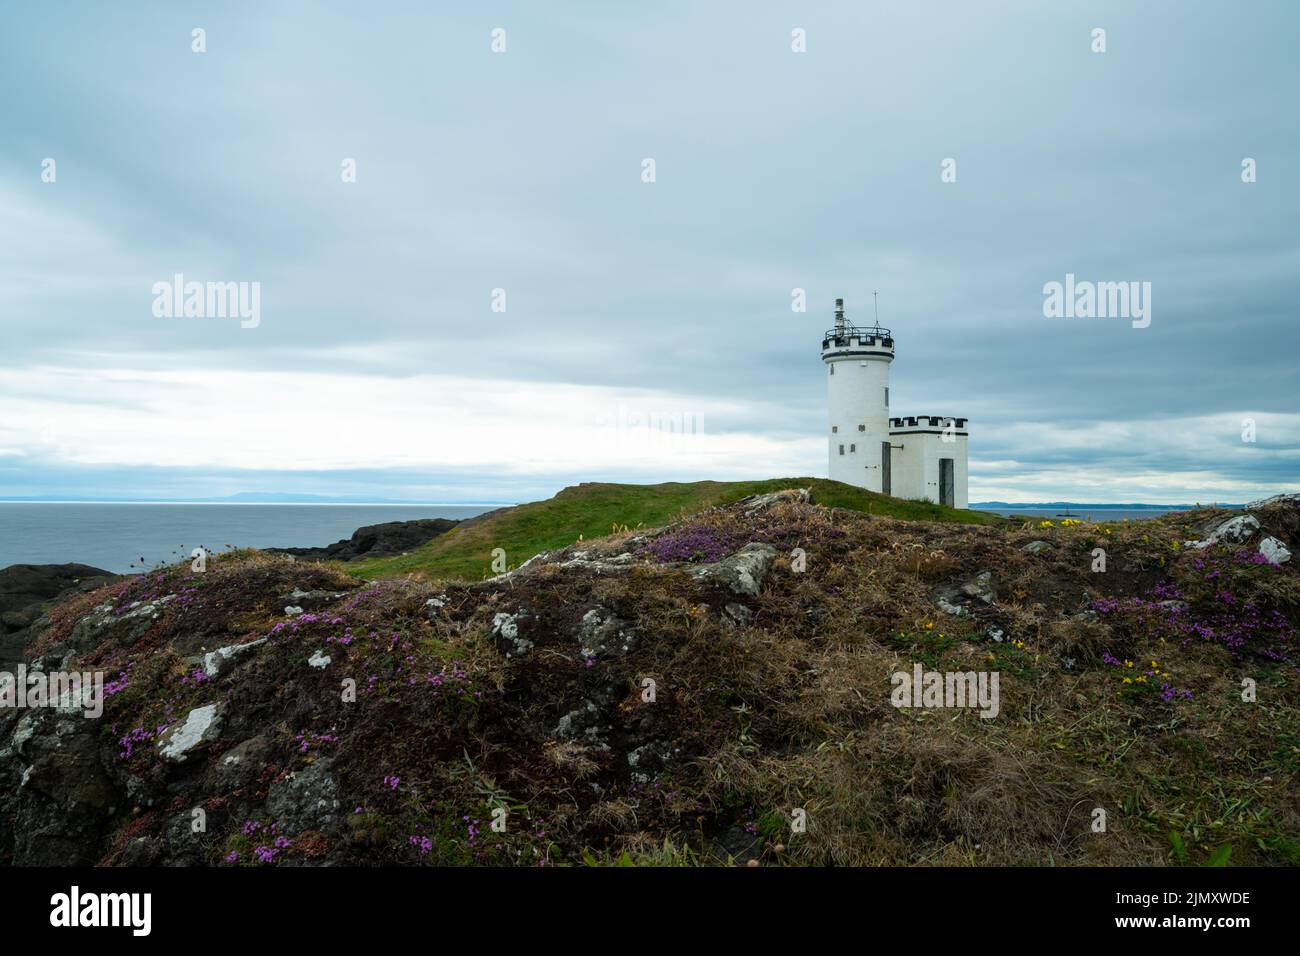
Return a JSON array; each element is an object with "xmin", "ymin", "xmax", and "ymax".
[
  {"xmin": 688, "ymin": 544, "xmax": 779, "ymax": 597},
  {"xmin": 574, "ymin": 607, "xmax": 636, "ymax": 658},
  {"xmin": 0, "ymin": 564, "xmax": 117, "ymax": 668},
  {"xmin": 266, "ymin": 760, "xmax": 341, "ymax": 835},
  {"xmin": 1185, "ymin": 515, "xmax": 1260, "ymax": 550},
  {"xmin": 1246, "ymin": 493, "xmax": 1300, "ymax": 509},
  {"xmin": 1260, "ymin": 536, "xmax": 1292, "ymax": 565},
  {"xmin": 0, "ymin": 489, "xmax": 1297, "ymax": 868},
  {"xmin": 0, "ymin": 707, "xmax": 117, "ymax": 865},
  {"xmin": 933, "ymin": 570, "xmax": 997, "ymax": 618},
  {"xmin": 158, "ymin": 703, "xmax": 225, "ymax": 762},
  {"xmin": 738, "ymin": 488, "xmax": 811, "ymax": 516},
  {"xmin": 270, "ymin": 518, "xmax": 459, "ymax": 562}
]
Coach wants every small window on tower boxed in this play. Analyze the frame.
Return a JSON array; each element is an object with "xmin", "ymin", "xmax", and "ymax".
[
  {"xmin": 884, "ymin": 387, "xmax": 889, "ymax": 406},
  {"xmin": 850, "ymin": 444, "xmax": 856, "ymax": 452},
  {"xmin": 832, "ymin": 425, "xmax": 838, "ymax": 433},
  {"xmin": 858, "ymin": 424, "xmax": 865, "ymax": 432},
  {"xmin": 829, "ymin": 365, "xmax": 834, "ymax": 375},
  {"xmin": 838, "ymin": 444, "xmax": 845, "ymax": 455}
]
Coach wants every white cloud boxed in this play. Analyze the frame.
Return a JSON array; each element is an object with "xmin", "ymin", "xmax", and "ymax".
[{"xmin": 0, "ymin": 363, "xmax": 819, "ymax": 480}]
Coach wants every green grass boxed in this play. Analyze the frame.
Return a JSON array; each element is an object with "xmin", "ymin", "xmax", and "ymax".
[{"xmin": 350, "ymin": 477, "xmax": 1004, "ymax": 582}]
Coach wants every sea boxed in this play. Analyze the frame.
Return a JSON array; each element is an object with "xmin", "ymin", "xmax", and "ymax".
[
  {"xmin": 978, "ymin": 506, "xmax": 1195, "ymax": 522},
  {"xmin": 0, "ymin": 503, "xmax": 497, "ymax": 574}
]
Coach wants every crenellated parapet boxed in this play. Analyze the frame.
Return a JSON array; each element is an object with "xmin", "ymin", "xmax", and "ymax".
[{"xmin": 890, "ymin": 415, "xmax": 968, "ymax": 431}]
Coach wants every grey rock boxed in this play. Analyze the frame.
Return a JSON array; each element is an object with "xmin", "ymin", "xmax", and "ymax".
[
  {"xmin": 1185, "ymin": 515, "xmax": 1260, "ymax": 550},
  {"xmin": 738, "ymin": 488, "xmax": 810, "ymax": 516},
  {"xmin": 936, "ymin": 596, "xmax": 974, "ymax": 619},
  {"xmin": 198, "ymin": 637, "xmax": 267, "ymax": 679},
  {"xmin": 961, "ymin": 571, "xmax": 997, "ymax": 604},
  {"xmin": 1245, "ymin": 492, "xmax": 1300, "ymax": 509},
  {"xmin": 205, "ymin": 735, "xmax": 272, "ymax": 792},
  {"xmin": 722, "ymin": 603, "xmax": 753, "ymax": 628},
  {"xmin": 554, "ymin": 701, "xmax": 610, "ymax": 745},
  {"xmin": 278, "ymin": 588, "xmax": 343, "ymax": 611},
  {"xmin": 266, "ymin": 759, "xmax": 341, "ymax": 835},
  {"xmin": 689, "ymin": 543, "xmax": 779, "ymax": 597},
  {"xmin": 67, "ymin": 594, "xmax": 174, "ymax": 653},
  {"xmin": 1259, "ymin": 536, "xmax": 1292, "ymax": 565},
  {"xmin": 627, "ymin": 741, "xmax": 678, "ymax": 784},
  {"xmin": 575, "ymin": 607, "xmax": 635, "ymax": 658},
  {"xmin": 491, "ymin": 610, "xmax": 534, "ymax": 658},
  {"xmin": 157, "ymin": 703, "xmax": 224, "ymax": 763},
  {"xmin": 1021, "ymin": 540, "xmax": 1052, "ymax": 554}
]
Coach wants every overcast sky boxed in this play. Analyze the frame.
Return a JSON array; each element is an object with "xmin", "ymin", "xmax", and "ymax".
[{"xmin": 1, "ymin": 1, "xmax": 1296, "ymax": 504}]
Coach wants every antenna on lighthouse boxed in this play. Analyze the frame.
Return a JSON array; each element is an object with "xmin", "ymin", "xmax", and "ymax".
[
  {"xmin": 872, "ymin": 290, "xmax": 880, "ymax": 329},
  {"xmin": 834, "ymin": 297, "xmax": 846, "ymax": 333}
]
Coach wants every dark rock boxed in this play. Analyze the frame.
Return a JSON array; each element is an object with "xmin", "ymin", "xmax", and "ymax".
[
  {"xmin": 66, "ymin": 595, "xmax": 174, "ymax": 655},
  {"xmin": 0, "ymin": 563, "xmax": 117, "ymax": 668},
  {"xmin": 0, "ymin": 710, "xmax": 117, "ymax": 865},
  {"xmin": 205, "ymin": 735, "xmax": 272, "ymax": 792},
  {"xmin": 627, "ymin": 741, "xmax": 677, "ymax": 784},
  {"xmin": 0, "ymin": 563, "xmax": 116, "ymax": 620},
  {"xmin": 722, "ymin": 603, "xmax": 753, "ymax": 628},
  {"xmin": 933, "ymin": 571, "xmax": 997, "ymax": 617},
  {"xmin": 712, "ymin": 824, "xmax": 762, "ymax": 865},
  {"xmin": 269, "ymin": 519, "xmax": 459, "ymax": 562},
  {"xmin": 266, "ymin": 760, "xmax": 342, "ymax": 835}
]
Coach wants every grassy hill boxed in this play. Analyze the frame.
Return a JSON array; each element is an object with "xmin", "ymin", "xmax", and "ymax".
[
  {"xmin": 18, "ymin": 489, "xmax": 1297, "ymax": 866},
  {"xmin": 351, "ymin": 477, "xmax": 1004, "ymax": 581}
]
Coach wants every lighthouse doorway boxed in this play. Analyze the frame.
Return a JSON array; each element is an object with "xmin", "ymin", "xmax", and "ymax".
[
  {"xmin": 881, "ymin": 442, "xmax": 891, "ymax": 495},
  {"xmin": 939, "ymin": 458, "xmax": 954, "ymax": 507}
]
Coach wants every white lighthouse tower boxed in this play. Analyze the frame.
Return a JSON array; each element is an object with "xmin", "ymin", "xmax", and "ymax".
[
  {"xmin": 822, "ymin": 297, "xmax": 895, "ymax": 493},
  {"xmin": 821, "ymin": 297, "xmax": 970, "ymax": 507}
]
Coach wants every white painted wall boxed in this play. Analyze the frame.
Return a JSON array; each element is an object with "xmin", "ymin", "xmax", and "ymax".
[
  {"xmin": 890, "ymin": 439, "xmax": 924, "ymax": 501},
  {"xmin": 824, "ymin": 337, "xmax": 893, "ymax": 492},
  {"xmin": 887, "ymin": 422, "xmax": 969, "ymax": 508}
]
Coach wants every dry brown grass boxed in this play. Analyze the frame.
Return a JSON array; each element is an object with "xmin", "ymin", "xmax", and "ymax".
[{"xmin": 24, "ymin": 493, "xmax": 1300, "ymax": 868}]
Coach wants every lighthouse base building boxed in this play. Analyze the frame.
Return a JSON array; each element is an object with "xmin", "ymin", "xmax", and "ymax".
[{"xmin": 821, "ymin": 298, "xmax": 969, "ymax": 508}]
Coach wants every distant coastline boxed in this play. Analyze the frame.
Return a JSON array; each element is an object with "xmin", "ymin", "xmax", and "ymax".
[
  {"xmin": 972, "ymin": 502, "xmax": 1235, "ymax": 510},
  {"xmin": 0, "ymin": 495, "xmax": 514, "ymax": 507}
]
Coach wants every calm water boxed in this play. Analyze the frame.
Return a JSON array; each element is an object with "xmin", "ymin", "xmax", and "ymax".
[
  {"xmin": 981, "ymin": 507, "xmax": 1192, "ymax": 522},
  {"xmin": 0, "ymin": 504, "xmax": 496, "ymax": 574}
]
